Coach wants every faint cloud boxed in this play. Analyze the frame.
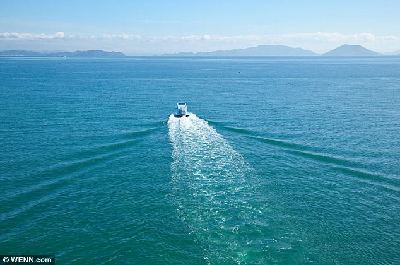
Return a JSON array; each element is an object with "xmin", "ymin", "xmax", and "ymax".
[
  {"xmin": 169, "ymin": 32, "xmax": 398, "ymax": 43},
  {"xmin": 275, "ymin": 32, "xmax": 397, "ymax": 43},
  {"xmin": 0, "ymin": 31, "xmax": 65, "ymax": 40},
  {"xmin": 1, "ymin": 31, "xmax": 397, "ymax": 43},
  {"xmin": 1, "ymin": 31, "xmax": 399, "ymax": 54},
  {"xmin": 101, "ymin": 33, "xmax": 142, "ymax": 40}
]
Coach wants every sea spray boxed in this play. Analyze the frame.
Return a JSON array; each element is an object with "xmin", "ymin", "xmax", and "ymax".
[{"xmin": 168, "ymin": 114, "xmax": 265, "ymax": 264}]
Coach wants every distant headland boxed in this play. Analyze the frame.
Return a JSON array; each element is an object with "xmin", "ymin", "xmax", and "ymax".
[
  {"xmin": 1, "ymin": 45, "xmax": 399, "ymax": 57},
  {"xmin": 0, "ymin": 49, "xmax": 126, "ymax": 57},
  {"xmin": 165, "ymin": 44, "xmax": 399, "ymax": 57},
  {"xmin": 322, "ymin": 44, "xmax": 380, "ymax": 56},
  {"xmin": 170, "ymin": 45, "xmax": 317, "ymax": 56}
]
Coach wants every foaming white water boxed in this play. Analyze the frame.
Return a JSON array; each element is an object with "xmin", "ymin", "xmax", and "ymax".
[{"xmin": 168, "ymin": 113, "xmax": 264, "ymax": 264}]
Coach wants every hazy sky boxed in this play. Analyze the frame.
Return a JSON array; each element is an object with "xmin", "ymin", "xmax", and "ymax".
[{"xmin": 1, "ymin": 0, "xmax": 400, "ymax": 54}]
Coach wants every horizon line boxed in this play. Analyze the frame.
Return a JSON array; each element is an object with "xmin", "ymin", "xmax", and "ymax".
[{"xmin": 1, "ymin": 43, "xmax": 399, "ymax": 56}]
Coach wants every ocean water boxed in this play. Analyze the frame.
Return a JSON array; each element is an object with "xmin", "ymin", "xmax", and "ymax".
[{"xmin": 0, "ymin": 56, "xmax": 399, "ymax": 264}]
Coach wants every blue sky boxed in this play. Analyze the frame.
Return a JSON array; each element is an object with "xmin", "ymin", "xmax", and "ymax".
[{"xmin": 1, "ymin": 0, "xmax": 400, "ymax": 54}]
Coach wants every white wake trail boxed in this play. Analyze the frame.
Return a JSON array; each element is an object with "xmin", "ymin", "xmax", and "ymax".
[{"xmin": 168, "ymin": 113, "xmax": 264, "ymax": 264}]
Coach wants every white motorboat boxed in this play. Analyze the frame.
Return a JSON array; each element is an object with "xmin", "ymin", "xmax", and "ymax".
[{"xmin": 175, "ymin": 102, "xmax": 189, "ymax": 117}]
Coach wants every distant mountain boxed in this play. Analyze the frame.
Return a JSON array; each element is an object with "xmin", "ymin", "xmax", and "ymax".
[
  {"xmin": 169, "ymin": 45, "xmax": 317, "ymax": 56},
  {"xmin": 323, "ymin": 44, "xmax": 380, "ymax": 56},
  {"xmin": 0, "ymin": 50, "xmax": 42, "ymax": 56},
  {"xmin": 0, "ymin": 49, "xmax": 126, "ymax": 57}
]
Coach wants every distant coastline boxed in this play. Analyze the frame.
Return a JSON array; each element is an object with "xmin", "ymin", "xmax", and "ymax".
[
  {"xmin": 165, "ymin": 44, "xmax": 399, "ymax": 57},
  {"xmin": 0, "ymin": 49, "xmax": 126, "ymax": 58},
  {"xmin": 1, "ymin": 45, "xmax": 399, "ymax": 57}
]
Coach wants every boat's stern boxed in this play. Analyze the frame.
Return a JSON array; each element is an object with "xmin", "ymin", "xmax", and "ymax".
[{"xmin": 175, "ymin": 102, "xmax": 189, "ymax": 117}]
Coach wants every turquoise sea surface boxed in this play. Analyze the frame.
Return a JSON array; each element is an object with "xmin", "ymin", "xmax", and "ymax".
[{"xmin": 0, "ymin": 57, "xmax": 399, "ymax": 264}]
